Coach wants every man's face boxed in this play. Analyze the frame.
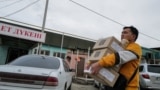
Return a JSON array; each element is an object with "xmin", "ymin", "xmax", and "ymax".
[{"xmin": 121, "ymin": 28, "xmax": 135, "ymax": 42}]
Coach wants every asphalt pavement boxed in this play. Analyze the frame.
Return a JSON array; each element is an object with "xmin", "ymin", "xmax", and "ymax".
[
  {"xmin": 72, "ymin": 82, "xmax": 98, "ymax": 90},
  {"xmin": 71, "ymin": 76, "xmax": 98, "ymax": 90}
]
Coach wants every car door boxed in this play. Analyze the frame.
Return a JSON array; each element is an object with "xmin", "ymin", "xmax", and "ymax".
[{"xmin": 63, "ymin": 60, "xmax": 72, "ymax": 88}]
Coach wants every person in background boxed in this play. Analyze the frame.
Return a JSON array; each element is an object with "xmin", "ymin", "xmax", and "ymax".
[
  {"xmin": 66, "ymin": 56, "xmax": 71, "ymax": 63},
  {"xmin": 87, "ymin": 26, "xmax": 142, "ymax": 90},
  {"xmin": 65, "ymin": 56, "xmax": 71, "ymax": 66}
]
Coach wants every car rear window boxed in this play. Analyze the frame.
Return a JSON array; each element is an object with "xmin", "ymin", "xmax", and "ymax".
[
  {"xmin": 9, "ymin": 55, "xmax": 60, "ymax": 69},
  {"xmin": 148, "ymin": 65, "xmax": 160, "ymax": 73}
]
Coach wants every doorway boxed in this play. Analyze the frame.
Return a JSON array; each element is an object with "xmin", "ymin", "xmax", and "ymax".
[
  {"xmin": 6, "ymin": 47, "xmax": 28, "ymax": 64},
  {"xmin": 77, "ymin": 57, "xmax": 85, "ymax": 77}
]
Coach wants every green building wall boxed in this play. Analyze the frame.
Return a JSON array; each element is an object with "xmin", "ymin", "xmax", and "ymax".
[
  {"xmin": 42, "ymin": 44, "xmax": 67, "ymax": 57},
  {"xmin": 142, "ymin": 46, "xmax": 160, "ymax": 59}
]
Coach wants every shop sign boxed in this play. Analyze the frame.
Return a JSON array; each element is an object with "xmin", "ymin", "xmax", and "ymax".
[{"xmin": 0, "ymin": 23, "xmax": 46, "ymax": 43}]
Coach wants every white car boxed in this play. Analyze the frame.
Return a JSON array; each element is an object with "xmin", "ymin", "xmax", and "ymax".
[
  {"xmin": 139, "ymin": 63, "xmax": 160, "ymax": 90},
  {"xmin": 0, "ymin": 54, "xmax": 73, "ymax": 90}
]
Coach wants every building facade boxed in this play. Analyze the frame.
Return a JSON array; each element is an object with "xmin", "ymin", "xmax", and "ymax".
[
  {"xmin": 0, "ymin": 18, "xmax": 160, "ymax": 77},
  {"xmin": 0, "ymin": 18, "xmax": 95, "ymax": 77}
]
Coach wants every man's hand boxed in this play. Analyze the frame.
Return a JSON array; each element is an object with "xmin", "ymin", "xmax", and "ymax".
[
  {"xmin": 85, "ymin": 61, "xmax": 91, "ymax": 70},
  {"xmin": 90, "ymin": 62, "xmax": 102, "ymax": 75}
]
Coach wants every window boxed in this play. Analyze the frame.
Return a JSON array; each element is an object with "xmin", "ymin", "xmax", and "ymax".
[
  {"xmin": 9, "ymin": 55, "xmax": 60, "ymax": 69},
  {"xmin": 34, "ymin": 49, "xmax": 37, "ymax": 54},
  {"xmin": 53, "ymin": 52, "xmax": 66, "ymax": 59},
  {"xmin": 45, "ymin": 51, "xmax": 50, "ymax": 55},
  {"xmin": 61, "ymin": 53, "xmax": 65, "ymax": 59},
  {"xmin": 148, "ymin": 65, "xmax": 160, "ymax": 73},
  {"xmin": 40, "ymin": 50, "xmax": 50, "ymax": 56},
  {"xmin": 41, "ymin": 50, "xmax": 44, "ymax": 54},
  {"xmin": 146, "ymin": 53, "xmax": 152, "ymax": 59}
]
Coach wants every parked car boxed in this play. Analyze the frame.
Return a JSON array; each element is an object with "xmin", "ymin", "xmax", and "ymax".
[
  {"xmin": 139, "ymin": 63, "xmax": 160, "ymax": 90},
  {"xmin": 0, "ymin": 54, "xmax": 73, "ymax": 90}
]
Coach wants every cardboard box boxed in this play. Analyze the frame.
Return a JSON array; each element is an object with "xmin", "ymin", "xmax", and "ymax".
[
  {"xmin": 84, "ymin": 36, "xmax": 124, "ymax": 86},
  {"xmin": 93, "ymin": 36, "xmax": 124, "ymax": 52},
  {"xmin": 89, "ymin": 47, "xmax": 121, "ymax": 71},
  {"xmin": 89, "ymin": 48, "xmax": 112, "ymax": 63},
  {"xmin": 84, "ymin": 67, "xmax": 119, "ymax": 87}
]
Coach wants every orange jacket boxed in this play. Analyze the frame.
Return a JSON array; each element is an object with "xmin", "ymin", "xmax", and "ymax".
[{"xmin": 98, "ymin": 42, "xmax": 142, "ymax": 89}]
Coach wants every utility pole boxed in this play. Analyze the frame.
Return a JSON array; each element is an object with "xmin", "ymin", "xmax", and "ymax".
[{"xmin": 38, "ymin": 0, "xmax": 49, "ymax": 54}]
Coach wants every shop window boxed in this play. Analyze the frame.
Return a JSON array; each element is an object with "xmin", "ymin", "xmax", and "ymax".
[
  {"xmin": 41, "ymin": 50, "xmax": 44, "ymax": 55},
  {"xmin": 34, "ymin": 49, "xmax": 37, "ymax": 54},
  {"xmin": 53, "ymin": 52, "xmax": 66, "ymax": 59},
  {"xmin": 40, "ymin": 50, "xmax": 50, "ymax": 56},
  {"xmin": 45, "ymin": 51, "xmax": 50, "ymax": 55},
  {"xmin": 146, "ymin": 53, "xmax": 152, "ymax": 59}
]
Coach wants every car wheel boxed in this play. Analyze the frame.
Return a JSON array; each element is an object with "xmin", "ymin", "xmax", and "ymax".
[
  {"xmin": 67, "ymin": 83, "xmax": 72, "ymax": 90},
  {"xmin": 64, "ymin": 83, "xmax": 67, "ymax": 90}
]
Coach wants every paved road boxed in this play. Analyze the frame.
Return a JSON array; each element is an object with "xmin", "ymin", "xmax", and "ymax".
[{"xmin": 71, "ymin": 82, "xmax": 98, "ymax": 90}]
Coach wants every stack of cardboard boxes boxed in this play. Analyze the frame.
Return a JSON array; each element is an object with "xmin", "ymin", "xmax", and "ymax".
[{"xmin": 84, "ymin": 36, "xmax": 126, "ymax": 87}]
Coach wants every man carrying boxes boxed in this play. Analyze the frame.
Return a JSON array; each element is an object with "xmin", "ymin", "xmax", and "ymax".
[
  {"xmin": 85, "ymin": 26, "xmax": 142, "ymax": 90},
  {"xmin": 84, "ymin": 36, "xmax": 125, "ymax": 87}
]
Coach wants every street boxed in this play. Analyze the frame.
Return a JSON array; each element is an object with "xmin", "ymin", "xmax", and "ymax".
[
  {"xmin": 71, "ymin": 83, "xmax": 98, "ymax": 90},
  {"xmin": 71, "ymin": 77, "xmax": 98, "ymax": 90},
  {"xmin": 71, "ymin": 82, "xmax": 157, "ymax": 90}
]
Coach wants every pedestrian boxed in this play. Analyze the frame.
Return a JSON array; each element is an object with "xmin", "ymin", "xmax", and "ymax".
[
  {"xmin": 65, "ymin": 56, "xmax": 71, "ymax": 66},
  {"xmin": 86, "ymin": 26, "xmax": 142, "ymax": 90},
  {"xmin": 66, "ymin": 56, "xmax": 71, "ymax": 63}
]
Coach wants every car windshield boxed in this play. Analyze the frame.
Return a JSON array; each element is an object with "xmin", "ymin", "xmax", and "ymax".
[
  {"xmin": 8, "ymin": 55, "xmax": 60, "ymax": 69},
  {"xmin": 148, "ymin": 65, "xmax": 160, "ymax": 73}
]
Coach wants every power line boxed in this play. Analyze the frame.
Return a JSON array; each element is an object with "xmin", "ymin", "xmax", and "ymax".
[
  {"xmin": 140, "ymin": 33, "xmax": 160, "ymax": 41},
  {"xmin": 70, "ymin": 0, "xmax": 125, "ymax": 26},
  {"xmin": 0, "ymin": 0, "xmax": 23, "ymax": 10},
  {"xmin": 69, "ymin": 0, "xmax": 160, "ymax": 41},
  {"xmin": 0, "ymin": 0, "xmax": 40, "ymax": 18}
]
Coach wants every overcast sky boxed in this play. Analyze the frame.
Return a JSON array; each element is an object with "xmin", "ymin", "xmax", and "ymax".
[{"xmin": 0, "ymin": 0, "xmax": 160, "ymax": 48}]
